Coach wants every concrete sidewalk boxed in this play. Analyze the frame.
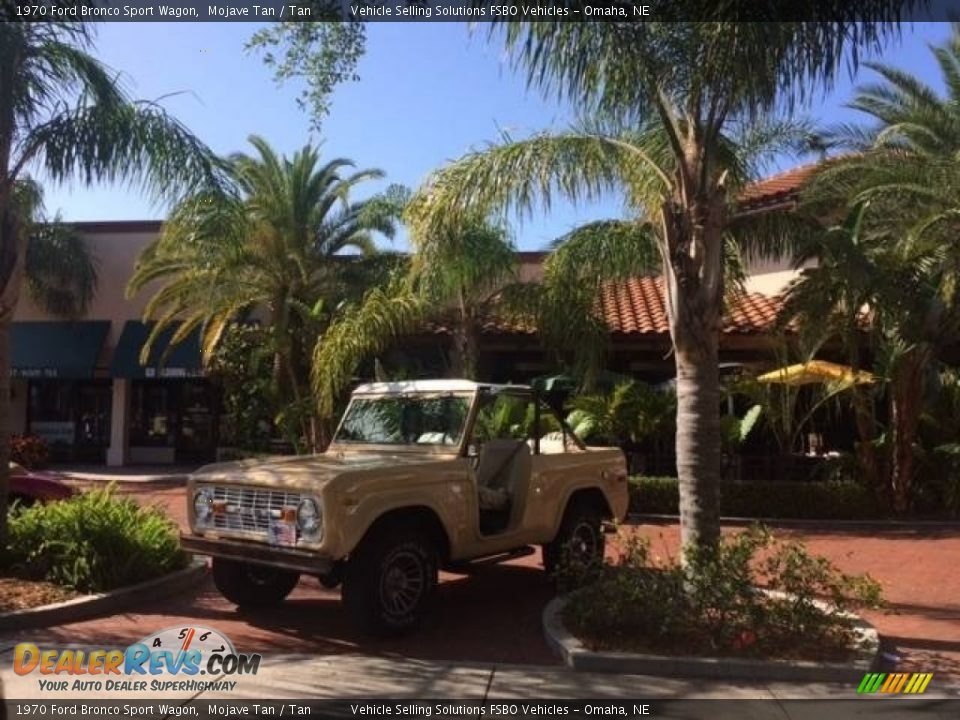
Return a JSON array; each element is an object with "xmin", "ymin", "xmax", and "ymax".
[{"xmin": 52, "ymin": 464, "xmax": 197, "ymax": 484}]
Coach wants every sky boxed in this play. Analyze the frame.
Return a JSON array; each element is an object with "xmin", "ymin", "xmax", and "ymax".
[{"xmin": 40, "ymin": 21, "xmax": 953, "ymax": 251}]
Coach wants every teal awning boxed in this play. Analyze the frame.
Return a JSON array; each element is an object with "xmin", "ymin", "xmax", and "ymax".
[
  {"xmin": 111, "ymin": 321, "xmax": 204, "ymax": 379},
  {"xmin": 11, "ymin": 321, "xmax": 110, "ymax": 379}
]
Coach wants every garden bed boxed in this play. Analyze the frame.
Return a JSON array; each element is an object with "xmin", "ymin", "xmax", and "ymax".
[
  {"xmin": 0, "ymin": 577, "xmax": 79, "ymax": 612},
  {"xmin": 544, "ymin": 593, "xmax": 880, "ymax": 681},
  {"xmin": 548, "ymin": 526, "xmax": 884, "ymax": 679}
]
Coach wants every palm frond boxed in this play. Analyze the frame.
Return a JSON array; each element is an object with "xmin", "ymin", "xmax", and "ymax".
[
  {"xmin": 405, "ymin": 131, "xmax": 653, "ymax": 238},
  {"xmin": 26, "ymin": 219, "xmax": 98, "ymax": 318},
  {"xmin": 312, "ymin": 275, "xmax": 430, "ymax": 418}
]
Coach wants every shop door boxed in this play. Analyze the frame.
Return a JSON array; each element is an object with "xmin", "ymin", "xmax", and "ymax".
[
  {"xmin": 177, "ymin": 381, "xmax": 218, "ymax": 463},
  {"xmin": 75, "ymin": 382, "xmax": 112, "ymax": 463}
]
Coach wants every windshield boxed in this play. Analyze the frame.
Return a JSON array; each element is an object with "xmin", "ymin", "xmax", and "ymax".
[{"xmin": 334, "ymin": 394, "xmax": 471, "ymax": 446}]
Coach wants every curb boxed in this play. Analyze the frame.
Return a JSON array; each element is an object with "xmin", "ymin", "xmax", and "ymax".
[
  {"xmin": 543, "ymin": 593, "xmax": 880, "ymax": 682},
  {"xmin": 0, "ymin": 559, "xmax": 208, "ymax": 630},
  {"xmin": 629, "ymin": 513, "xmax": 960, "ymax": 531}
]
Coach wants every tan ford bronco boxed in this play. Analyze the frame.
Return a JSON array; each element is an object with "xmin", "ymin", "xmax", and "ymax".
[{"xmin": 181, "ymin": 380, "xmax": 628, "ymax": 634}]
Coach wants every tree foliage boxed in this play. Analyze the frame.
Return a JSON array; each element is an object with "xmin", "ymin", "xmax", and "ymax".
[
  {"xmin": 0, "ymin": 19, "xmax": 219, "ymax": 541},
  {"xmin": 130, "ymin": 136, "xmax": 400, "ymax": 451},
  {"xmin": 787, "ymin": 25, "xmax": 960, "ymax": 512},
  {"xmin": 246, "ymin": 7, "xmax": 366, "ymax": 132}
]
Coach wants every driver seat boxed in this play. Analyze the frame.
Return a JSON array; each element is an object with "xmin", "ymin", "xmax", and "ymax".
[{"xmin": 476, "ymin": 439, "xmax": 530, "ymax": 516}]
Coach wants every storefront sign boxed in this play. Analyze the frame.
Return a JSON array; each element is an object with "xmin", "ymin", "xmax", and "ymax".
[
  {"xmin": 144, "ymin": 367, "xmax": 204, "ymax": 378},
  {"xmin": 13, "ymin": 368, "xmax": 61, "ymax": 379}
]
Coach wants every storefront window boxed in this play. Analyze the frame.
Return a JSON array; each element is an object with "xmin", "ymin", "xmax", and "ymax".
[{"xmin": 28, "ymin": 381, "xmax": 76, "ymax": 447}]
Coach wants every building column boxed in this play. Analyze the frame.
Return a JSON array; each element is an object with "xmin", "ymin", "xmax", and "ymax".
[{"xmin": 107, "ymin": 378, "xmax": 129, "ymax": 466}]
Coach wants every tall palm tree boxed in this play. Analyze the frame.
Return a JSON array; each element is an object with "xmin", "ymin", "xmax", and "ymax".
[
  {"xmin": 402, "ymin": 16, "xmax": 917, "ymax": 555},
  {"xmin": 0, "ymin": 19, "xmax": 220, "ymax": 539},
  {"xmin": 129, "ymin": 136, "xmax": 399, "ymax": 451},
  {"xmin": 797, "ymin": 25, "xmax": 960, "ymax": 512},
  {"xmin": 406, "ymin": 118, "xmax": 823, "ymax": 553}
]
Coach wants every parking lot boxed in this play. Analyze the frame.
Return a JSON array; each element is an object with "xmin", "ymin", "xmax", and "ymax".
[{"xmin": 4, "ymin": 482, "xmax": 958, "ymax": 685}]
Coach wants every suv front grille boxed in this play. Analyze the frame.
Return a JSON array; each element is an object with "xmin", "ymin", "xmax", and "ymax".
[{"xmin": 207, "ymin": 485, "xmax": 302, "ymax": 537}]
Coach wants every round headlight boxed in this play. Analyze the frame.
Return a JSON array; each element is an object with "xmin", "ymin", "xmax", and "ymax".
[
  {"xmin": 297, "ymin": 497, "xmax": 322, "ymax": 537},
  {"xmin": 193, "ymin": 488, "xmax": 213, "ymax": 525}
]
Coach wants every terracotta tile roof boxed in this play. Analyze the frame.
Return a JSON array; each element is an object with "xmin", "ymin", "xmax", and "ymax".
[
  {"xmin": 598, "ymin": 277, "xmax": 785, "ymax": 335},
  {"xmin": 424, "ymin": 277, "xmax": 785, "ymax": 337},
  {"xmin": 738, "ymin": 162, "xmax": 820, "ymax": 208}
]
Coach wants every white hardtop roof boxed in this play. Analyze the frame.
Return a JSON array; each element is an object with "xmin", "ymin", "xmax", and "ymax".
[{"xmin": 352, "ymin": 379, "xmax": 530, "ymax": 395}]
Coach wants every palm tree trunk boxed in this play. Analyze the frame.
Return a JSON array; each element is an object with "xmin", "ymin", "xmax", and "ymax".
[
  {"xmin": 673, "ymin": 312, "xmax": 723, "ymax": 551},
  {"xmin": 851, "ymin": 386, "xmax": 881, "ymax": 488},
  {"xmin": 282, "ymin": 355, "xmax": 314, "ymax": 453},
  {"xmin": 662, "ymin": 193, "xmax": 725, "ymax": 553},
  {"xmin": 0, "ymin": 315, "xmax": 11, "ymax": 544},
  {"xmin": 0, "ymin": 206, "xmax": 27, "ymax": 545},
  {"xmin": 453, "ymin": 290, "xmax": 478, "ymax": 379},
  {"xmin": 845, "ymin": 326, "xmax": 882, "ymax": 489},
  {"xmin": 890, "ymin": 349, "xmax": 927, "ymax": 514}
]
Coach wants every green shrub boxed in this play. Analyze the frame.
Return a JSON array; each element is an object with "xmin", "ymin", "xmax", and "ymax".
[
  {"xmin": 629, "ymin": 476, "xmax": 887, "ymax": 519},
  {"xmin": 564, "ymin": 526, "xmax": 882, "ymax": 660},
  {"xmin": 3, "ymin": 486, "xmax": 186, "ymax": 592},
  {"xmin": 628, "ymin": 476, "xmax": 679, "ymax": 514}
]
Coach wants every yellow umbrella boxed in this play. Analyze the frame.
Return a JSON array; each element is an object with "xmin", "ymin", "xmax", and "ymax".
[{"xmin": 756, "ymin": 360, "xmax": 876, "ymax": 387}]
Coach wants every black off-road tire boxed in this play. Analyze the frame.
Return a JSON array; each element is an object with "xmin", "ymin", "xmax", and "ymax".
[
  {"xmin": 342, "ymin": 527, "xmax": 438, "ymax": 636},
  {"xmin": 318, "ymin": 564, "xmax": 344, "ymax": 589},
  {"xmin": 212, "ymin": 558, "xmax": 300, "ymax": 608},
  {"xmin": 542, "ymin": 502, "xmax": 606, "ymax": 575}
]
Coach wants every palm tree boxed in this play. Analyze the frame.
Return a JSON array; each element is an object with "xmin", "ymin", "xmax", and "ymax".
[
  {"xmin": 0, "ymin": 20, "xmax": 220, "ymax": 539},
  {"xmin": 129, "ymin": 136, "xmax": 399, "ymax": 451},
  {"xmin": 401, "ymin": 16, "xmax": 920, "ymax": 554},
  {"xmin": 14, "ymin": 179, "xmax": 99, "ymax": 322},
  {"xmin": 405, "ymin": 119, "xmax": 825, "ymax": 554},
  {"xmin": 782, "ymin": 203, "xmax": 886, "ymax": 487},
  {"xmin": 311, "ymin": 215, "xmax": 521, "ymax": 418},
  {"xmin": 796, "ymin": 25, "xmax": 960, "ymax": 511},
  {"xmin": 408, "ymin": 217, "xmax": 519, "ymax": 378}
]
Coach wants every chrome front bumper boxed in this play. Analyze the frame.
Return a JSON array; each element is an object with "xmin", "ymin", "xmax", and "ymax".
[{"xmin": 181, "ymin": 533, "xmax": 335, "ymax": 575}]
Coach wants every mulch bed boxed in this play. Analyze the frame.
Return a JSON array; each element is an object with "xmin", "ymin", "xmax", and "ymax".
[{"xmin": 0, "ymin": 577, "xmax": 80, "ymax": 612}]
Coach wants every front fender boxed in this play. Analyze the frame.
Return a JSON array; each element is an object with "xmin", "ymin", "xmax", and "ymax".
[{"xmin": 322, "ymin": 463, "xmax": 471, "ymax": 558}]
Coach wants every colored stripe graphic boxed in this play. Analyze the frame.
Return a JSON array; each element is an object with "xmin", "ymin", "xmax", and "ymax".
[{"xmin": 858, "ymin": 672, "xmax": 933, "ymax": 694}]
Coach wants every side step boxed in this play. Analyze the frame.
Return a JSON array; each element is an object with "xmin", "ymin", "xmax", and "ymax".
[{"xmin": 445, "ymin": 546, "xmax": 536, "ymax": 574}]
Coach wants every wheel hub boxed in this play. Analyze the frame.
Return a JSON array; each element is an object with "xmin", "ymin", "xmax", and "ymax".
[
  {"xmin": 569, "ymin": 522, "xmax": 598, "ymax": 562},
  {"xmin": 380, "ymin": 550, "xmax": 425, "ymax": 616}
]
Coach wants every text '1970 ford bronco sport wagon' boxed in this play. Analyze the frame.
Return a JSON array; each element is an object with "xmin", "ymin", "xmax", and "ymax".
[{"xmin": 181, "ymin": 380, "xmax": 628, "ymax": 634}]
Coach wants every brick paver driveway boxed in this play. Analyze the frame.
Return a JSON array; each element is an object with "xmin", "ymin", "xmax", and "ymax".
[{"xmin": 11, "ymin": 483, "xmax": 959, "ymax": 684}]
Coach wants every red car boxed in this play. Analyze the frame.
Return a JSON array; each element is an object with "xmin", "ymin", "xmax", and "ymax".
[{"xmin": 8, "ymin": 463, "xmax": 76, "ymax": 506}]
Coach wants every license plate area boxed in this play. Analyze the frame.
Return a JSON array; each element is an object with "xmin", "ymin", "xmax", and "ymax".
[{"xmin": 268, "ymin": 513, "xmax": 297, "ymax": 547}]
